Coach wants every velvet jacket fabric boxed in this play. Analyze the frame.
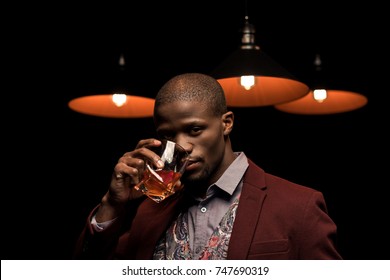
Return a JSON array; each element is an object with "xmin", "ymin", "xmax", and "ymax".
[{"xmin": 74, "ymin": 159, "xmax": 342, "ymax": 260}]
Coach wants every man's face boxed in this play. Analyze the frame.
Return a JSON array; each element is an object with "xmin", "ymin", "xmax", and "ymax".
[{"xmin": 154, "ymin": 100, "xmax": 228, "ymax": 187}]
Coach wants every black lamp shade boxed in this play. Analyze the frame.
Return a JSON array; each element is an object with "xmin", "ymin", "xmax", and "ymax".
[{"xmin": 211, "ymin": 49, "xmax": 310, "ymax": 107}]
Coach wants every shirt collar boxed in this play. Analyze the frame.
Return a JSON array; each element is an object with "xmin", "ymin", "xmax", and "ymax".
[{"xmin": 213, "ymin": 152, "xmax": 249, "ymax": 195}]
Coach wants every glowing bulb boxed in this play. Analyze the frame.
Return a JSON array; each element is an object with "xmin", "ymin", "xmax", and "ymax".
[
  {"xmin": 112, "ymin": 93, "xmax": 127, "ymax": 107},
  {"xmin": 312, "ymin": 89, "xmax": 327, "ymax": 103},
  {"xmin": 240, "ymin": 75, "xmax": 255, "ymax": 90}
]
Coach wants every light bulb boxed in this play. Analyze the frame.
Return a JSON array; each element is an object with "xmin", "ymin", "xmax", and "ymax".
[
  {"xmin": 112, "ymin": 93, "xmax": 127, "ymax": 107},
  {"xmin": 240, "ymin": 75, "xmax": 255, "ymax": 90},
  {"xmin": 312, "ymin": 89, "xmax": 327, "ymax": 103}
]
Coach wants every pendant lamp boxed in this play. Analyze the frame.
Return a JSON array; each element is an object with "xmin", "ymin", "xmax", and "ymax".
[
  {"xmin": 274, "ymin": 54, "xmax": 368, "ymax": 115},
  {"xmin": 211, "ymin": 14, "xmax": 309, "ymax": 107},
  {"xmin": 68, "ymin": 54, "xmax": 155, "ymax": 118}
]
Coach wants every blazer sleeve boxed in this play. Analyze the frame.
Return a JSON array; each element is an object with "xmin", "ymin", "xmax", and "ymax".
[
  {"xmin": 73, "ymin": 198, "xmax": 144, "ymax": 259},
  {"xmin": 297, "ymin": 191, "xmax": 342, "ymax": 259}
]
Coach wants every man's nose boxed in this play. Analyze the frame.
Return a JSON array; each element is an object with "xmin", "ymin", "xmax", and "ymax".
[{"xmin": 175, "ymin": 138, "xmax": 192, "ymax": 154}]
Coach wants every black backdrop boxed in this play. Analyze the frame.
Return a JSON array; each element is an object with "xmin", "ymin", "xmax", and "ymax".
[{"xmin": 3, "ymin": 1, "xmax": 388, "ymax": 260}]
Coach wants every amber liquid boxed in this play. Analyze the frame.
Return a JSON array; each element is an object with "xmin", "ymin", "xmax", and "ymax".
[{"xmin": 134, "ymin": 168, "xmax": 182, "ymax": 203}]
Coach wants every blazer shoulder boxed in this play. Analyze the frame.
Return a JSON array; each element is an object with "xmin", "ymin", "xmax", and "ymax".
[{"xmin": 245, "ymin": 158, "xmax": 322, "ymax": 197}]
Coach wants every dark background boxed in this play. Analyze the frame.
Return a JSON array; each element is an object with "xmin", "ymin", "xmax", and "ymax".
[{"xmin": 4, "ymin": 1, "xmax": 388, "ymax": 260}]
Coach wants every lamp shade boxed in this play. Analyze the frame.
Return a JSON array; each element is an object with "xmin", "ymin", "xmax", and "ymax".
[
  {"xmin": 68, "ymin": 94, "xmax": 155, "ymax": 118},
  {"xmin": 213, "ymin": 49, "xmax": 310, "ymax": 107},
  {"xmin": 274, "ymin": 89, "xmax": 368, "ymax": 115},
  {"xmin": 274, "ymin": 54, "xmax": 368, "ymax": 115},
  {"xmin": 68, "ymin": 53, "xmax": 155, "ymax": 118},
  {"xmin": 211, "ymin": 18, "xmax": 309, "ymax": 107}
]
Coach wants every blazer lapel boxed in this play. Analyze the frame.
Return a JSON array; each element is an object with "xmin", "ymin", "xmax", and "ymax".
[
  {"xmin": 125, "ymin": 192, "xmax": 187, "ymax": 259},
  {"xmin": 227, "ymin": 160, "xmax": 268, "ymax": 259}
]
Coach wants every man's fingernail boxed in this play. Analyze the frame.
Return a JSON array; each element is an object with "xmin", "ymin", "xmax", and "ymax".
[{"xmin": 157, "ymin": 159, "xmax": 164, "ymax": 168}]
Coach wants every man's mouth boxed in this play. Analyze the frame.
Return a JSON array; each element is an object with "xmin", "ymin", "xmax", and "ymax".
[{"xmin": 186, "ymin": 159, "xmax": 200, "ymax": 171}]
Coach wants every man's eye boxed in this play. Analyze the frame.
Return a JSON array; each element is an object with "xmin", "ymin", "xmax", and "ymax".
[
  {"xmin": 157, "ymin": 133, "xmax": 173, "ymax": 140},
  {"xmin": 160, "ymin": 136, "xmax": 174, "ymax": 141},
  {"xmin": 191, "ymin": 127, "xmax": 202, "ymax": 133}
]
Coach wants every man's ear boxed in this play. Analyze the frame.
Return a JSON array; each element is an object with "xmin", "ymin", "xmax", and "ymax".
[{"xmin": 222, "ymin": 111, "xmax": 234, "ymax": 135}]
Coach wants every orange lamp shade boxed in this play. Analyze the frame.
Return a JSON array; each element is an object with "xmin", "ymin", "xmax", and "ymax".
[
  {"xmin": 68, "ymin": 94, "xmax": 155, "ymax": 118},
  {"xmin": 217, "ymin": 76, "xmax": 310, "ymax": 107},
  {"xmin": 274, "ymin": 90, "xmax": 368, "ymax": 115}
]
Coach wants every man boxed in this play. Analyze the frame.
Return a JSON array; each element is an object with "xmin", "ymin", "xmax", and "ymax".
[{"xmin": 74, "ymin": 73, "xmax": 342, "ymax": 260}]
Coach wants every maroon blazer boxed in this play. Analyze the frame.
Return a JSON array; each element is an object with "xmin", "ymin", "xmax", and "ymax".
[{"xmin": 74, "ymin": 159, "xmax": 342, "ymax": 259}]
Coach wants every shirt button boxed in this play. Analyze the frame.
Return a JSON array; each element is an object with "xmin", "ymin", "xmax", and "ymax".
[{"xmin": 200, "ymin": 207, "xmax": 207, "ymax": 213}]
